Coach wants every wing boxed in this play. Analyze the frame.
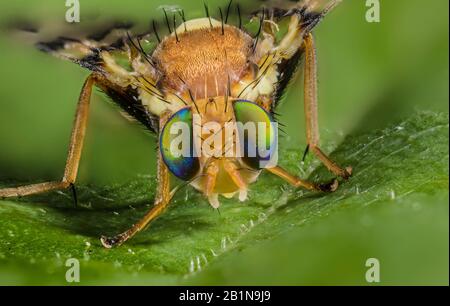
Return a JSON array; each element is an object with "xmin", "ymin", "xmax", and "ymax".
[
  {"xmin": 239, "ymin": 0, "xmax": 342, "ymax": 108},
  {"xmin": 236, "ymin": 0, "xmax": 341, "ymax": 25},
  {"xmin": 5, "ymin": 16, "xmax": 168, "ymax": 133},
  {"xmin": 7, "ymin": 18, "xmax": 153, "ymax": 72}
]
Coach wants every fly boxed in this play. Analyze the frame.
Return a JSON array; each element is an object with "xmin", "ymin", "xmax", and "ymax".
[{"xmin": 0, "ymin": 0, "xmax": 352, "ymax": 248}]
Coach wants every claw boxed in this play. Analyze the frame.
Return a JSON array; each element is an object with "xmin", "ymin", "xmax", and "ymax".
[
  {"xmin": 318, "ymin": 178, "xmax": 339, "ymax": 193},
  {"xmin": 345, "ymin": 166, "xmax": 353, "ymax": 177},
  {"xmin": 100, "ymin": 236, "xmax": 114, "ymax": 249},
  {"xmin": 238, "ymin": 189, "xmax": 248, "ymax": 202},
  {"xmin": 208, "ymin": 193, "xmax": 220, "ymax": 209},
  {"xmin": 100, "ymin": 233, "xmax": 126, "ymax": 249},
  {"xmin": 339, "ymin": 166, "xmax": 353, "ymax": 180}
]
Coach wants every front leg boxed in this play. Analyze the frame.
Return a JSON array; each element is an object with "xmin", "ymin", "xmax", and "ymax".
[
  {"xmin": 303, "ymin": 33, "xmax": 352, "ymax": 179},
  {"xmin": 269, "ymin": 2, "xmax": 351, "ymax": 179},
  {"xmin": 101, "ymin": 114, "xmax": 172, "ymax": 248}
]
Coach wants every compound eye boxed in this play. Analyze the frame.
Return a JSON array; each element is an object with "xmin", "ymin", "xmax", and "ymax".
[
  {"xmin": 160, "ymin": 108, "xmax": 200, "ymax": 181},
  {"xmin": 233, "ymin": 100, "xmax": 278, "ymax": 169}
]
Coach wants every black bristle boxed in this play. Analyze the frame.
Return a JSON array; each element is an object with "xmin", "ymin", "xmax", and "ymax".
[
  {"xmin": 152, "ymin": 20, "xmax": 161, "ymax": 43},
  {"xmin": 126, "ymin": 31, "xmax": 141, "ymax": 54},
  {"xmin": 177, "ymin": 75, "xmax": 186, "ymax": 84},
  {"xmin": 188, "ymin": 89, "xmax": 201, "ymax": 114},
  {"xmin": 237, "ymin": 3, "xmax": 242, "ymax": 29},
  {"xmin": 136, "ymin": 37, "xmax": 156, "ymax": 69},
  {"xmin": 138, "ymin": 78, "xmax": 163, "ymax": 99},
  {"xmin": 252, "ymin": 9, "xmax": 265, "ymax": 54},
  {"xmin": 219, "ymin": 7, "xmax": 225, "ymax": 35},
  {"xmin": 163, "ymin": 8, "xmax": 172, "ymax": 33},
  {"xmin": 178, "ymin": 9, "xmax": 188, "ymax": 32},
  {"xmin": 224, "ymin": 74, "xmax": 231, "ymax": 112},
  {"xmin": 302, "ymin": 145, "xmax": 310, "ymax": 162},
  {"xmin": 258, "ymin": 54, "xmax": 270, "ymax": 69},
  {"xmin": 174, "ymin": 93, "xmax": 188, "ymax": 106},
  {"xmin": 225, "ymin": 0, "xmax": 233, "ymax": 24},
  {"xmin": 204, "ymin": 3, "xmax": 213, "ymax": 29},
  {"xmin": 173, "ymin": 14, "xmax": 179, "ymax": 43},
  {"xmin": 273, "ymin": 50, "xmax": 303, "ymax": 107}
]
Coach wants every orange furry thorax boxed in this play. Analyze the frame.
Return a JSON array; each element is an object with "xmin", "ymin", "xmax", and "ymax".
[{"xmin": 152, "ymin": 23, "xmax": 254, "ymax": 100}]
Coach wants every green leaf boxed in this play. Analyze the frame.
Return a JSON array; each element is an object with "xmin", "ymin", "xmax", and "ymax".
[
  {"xmin": 0, "ymin": 0, "xmax": 448, "ymax": 286},
  {"xmin": 0, "ymin": 111, "xmax": 448, "ymax": 285}
]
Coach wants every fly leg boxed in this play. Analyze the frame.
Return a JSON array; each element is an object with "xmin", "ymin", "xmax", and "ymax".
[
  {"xmin": 266, "ymin": 2, "xmax": 351, "ymax": 179},
  {"xmin": 0, "ymin": 74, "xmax": 98, "ymax": 199},
  {"xmin": 303, "ymin": 33, "xmax": 352, "ymax": 179},
  {"xmin": 100, "ymin": 113, "xmax": 173, "ymax": 248},
  {"xmin": 267, "ymin": 166, "xmax": 338, "ymax": 193}
]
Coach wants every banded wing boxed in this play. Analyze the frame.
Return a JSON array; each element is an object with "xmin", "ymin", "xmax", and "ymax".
[
  {"xmin": 240, "ymin": 0, "xmax": 342, "ymax": 107},
  {"xmin": 6, "ymin": 16, "xmax": 166, "ymax": 133}
]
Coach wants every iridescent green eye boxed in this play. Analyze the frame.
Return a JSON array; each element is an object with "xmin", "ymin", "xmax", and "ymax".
[
  {"xmin": 160, "ymin": 108, "xmax": 200, "ymax": 181},
  {"xmin": 233, "ymin": 100, "xmax": 278, "ymax": 169}
]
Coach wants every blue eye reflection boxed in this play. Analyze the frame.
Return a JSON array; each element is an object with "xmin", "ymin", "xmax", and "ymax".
[{"xmin": 160, "ymin": 108, "xmax": 200, "ymax": 181}]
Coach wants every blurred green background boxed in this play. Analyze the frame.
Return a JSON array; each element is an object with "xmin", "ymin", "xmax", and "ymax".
[{"xmin": 0, "ymin": 0, "xmax": 448, "ymax": 285}]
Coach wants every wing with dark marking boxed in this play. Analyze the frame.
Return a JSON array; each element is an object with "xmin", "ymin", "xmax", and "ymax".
[
  {"xmin": 237, "ymin": 0, "xmax": 342, "ymax": 109},
  {"xmin": 241, "ymin": 0, "xmax": 341, "ymax": 24},
  {"xmin": 4, "ymin": 15, "xmax": 171, "ymax": 133},
  {"xmin": 5, "ymin": 17, "xmax": 165, "ymax": 133},
  {"xmin": 5, "ymin": 17, "xmax": 165, "ymax": 73}
]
